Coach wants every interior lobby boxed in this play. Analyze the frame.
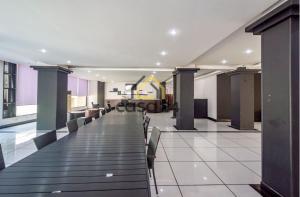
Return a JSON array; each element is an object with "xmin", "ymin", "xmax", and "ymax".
[{"xmin": 0, "ymin": 1, "xmax": 299, "ymax": 197}]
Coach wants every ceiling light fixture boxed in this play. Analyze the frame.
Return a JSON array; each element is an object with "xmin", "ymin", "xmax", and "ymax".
[
  {"xmin": 221, "ymin": 59, "xmax": 228, "ymax": 64},
  {"xmin": 152, "ymin": 71, "xmax": 156, "ymax": 74},
  {"xmin": 67, "ymin": 60, "xmax": 71, "ymax": 64},
  {"xmin": 168, "ymin": 28, "xmax": 178, "ymax": 36},
  {"xmin": 245, "ymin": 49, "xmax": 253, "ymax": 54},
  {"xmin": 160, "ymin": 51, "xmax": 167, "ymax": 56},
  {"xmin": 156, "ymin": 62, "xmax": 161, "ymax": 66},
  {"xmin": 87, "ymin": 70, "xmax": 91, "ymax": 73},
  {"xmin": 40, "ymin": 49, "xmax": 47, "ymax": 53}
]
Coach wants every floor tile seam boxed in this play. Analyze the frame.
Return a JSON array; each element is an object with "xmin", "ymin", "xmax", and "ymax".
[
  {"xmin": 179, "ymin": 135, "xmax": 238, "ymax": 197},
  {"xmin": 160, "ymin": 140, "xmax": 184, "ymax": 197},
  {"xmin": 210, "ymin": 143, "xmax": 262, "ymax": 178}
]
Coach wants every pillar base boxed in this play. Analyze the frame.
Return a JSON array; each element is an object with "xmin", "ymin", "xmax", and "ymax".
[{"xmin": 250, "ymin": 183, "xmax": 282, "ymax": 197}]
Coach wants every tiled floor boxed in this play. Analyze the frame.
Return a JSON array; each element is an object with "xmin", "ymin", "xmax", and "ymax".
[
  {"xmin": 0, "ymin": 122, "xmax": 68, "ymax": 166},
  {"xmin": 0, "ymin": 111, "xmax": 262, "ymax": 196},
  {"xmin": 147, "ymin": 112, "xmax": 262, "ymax": 197}
]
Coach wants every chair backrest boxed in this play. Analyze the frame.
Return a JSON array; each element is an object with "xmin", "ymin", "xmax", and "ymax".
[
  {"xmin": 147, "ymin": 127, "xmax": 161, "ymax": 162},
  {"xmin": 33, "ymin": 130, "xmax": 57, "ymax": 150},
  {"xmin": 84, "ymin": 116, "xmax": 93, "ymax": 125},
  {"xmin": 143, "ymin": 116, "xmax": 150, "ymax": 132},
  {"xmin": 77, "ymin": 117, "xmax": 85, "ymax": 127},
  {"xmin": 67, "ymin": 118, "xmax": 79, "ymax": 133},
  {"xmin": 0, "ymin": 144, "xmax": 5, "ymax": 170},
  {"xmin": 94, "ymin": 112, "xmax": 100, "ymax": 119}
]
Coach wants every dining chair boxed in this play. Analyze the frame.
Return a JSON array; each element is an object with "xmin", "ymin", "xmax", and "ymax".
[
  {"xmin": 67, "ymin": 119, "xmax": 79, "ymax": 133},
  {"xmin": 84, "ymin": 116, "xmax": 93, "ymax": 125},
  {"xmin": 143, "ymin": 116, "xmax": 151, "ymax": 143},
  {"xmin": 77, "ymin": 117, "xmax": 86, "ymax": 127},
  {"xmin": 142, "ymin": 110, "xmax": 147, "ymax": 120},
  {"xmin": 94, "ymin": 112, "xmax": 100, "ymax": 119},
  {"xmin": 0, "ymin": 144, "xmax": 5, "ymax": 170},
  {"xmin": 147, "ymin": 127, "xmax": 161, "ymax": 194},
  {"xmin": 101, "ymin": 109, "xmax": 106, "ymax": 116},
  {"xmin": 33, "ymin": 130, "xmax": 57, "ymax": 150}
]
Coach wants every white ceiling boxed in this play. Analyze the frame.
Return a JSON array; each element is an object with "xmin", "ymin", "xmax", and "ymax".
[
  {"xmin": 0, "ymin": 0, "xmax": 279, "ymax": 70},
  {"xmin": 192, "ymin": 27, "xmax": 261, "ymax": 66}
]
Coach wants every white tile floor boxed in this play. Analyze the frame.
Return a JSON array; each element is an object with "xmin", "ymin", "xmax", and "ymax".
[
  {"xmin": 0, "ymin": 111, "xmax": 262, "ymax": 196},
  {"xmin": 0, "ymin": 122, "xmax": 68, "ymax": 167},
  {"xmin": 147, "ymin": 112, "xmax": 262, "ymax": 197}
]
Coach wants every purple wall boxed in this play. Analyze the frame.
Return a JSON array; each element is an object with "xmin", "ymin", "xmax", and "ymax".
[
  {"xmin": 68, "ymin": 76, "xmax": 88, "ymax": 96},
  {"xmin": 68, "ymin": 76, "xmax": 78, "ymax": 96},
  {"xmin": 78, "ymin": 79, "xmax": 88, "ymax": 96},
  {"xmin": 16, "ymin": 64, "xmax": 38, "ymax": 106}
]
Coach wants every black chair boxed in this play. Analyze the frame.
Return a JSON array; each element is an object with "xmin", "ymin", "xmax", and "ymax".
[
  {"xmin": 143, "ymin": 116, "xmax": 151, "ymax": 143},
  {"xmin": 0, "ymin": 144, "xmax": 5, "ymax": 170},
  {"xmin": 84, "ymin": 116, "xmax": 93, "ymax": 125},
  {"xmin": 142, "ymin": 110, "xmax": 147, "ymax": 120},
  {"xmin": 33, "ymin": 130, "xmax": 57, "ymax": 150},
  {"xmin": 101, "ymin": 109, "xmax": 106, "ymax": 116},
  {"xmin": 147, "ymin": 127, "xmax": 161, "ymax": 194},
  {"xmin": 94, "ymin": 112, "xmax": 100, "ymax": 119},
  {"xmin": 67, "ymin": 119, "xmax": 79, "ymax": 133}
]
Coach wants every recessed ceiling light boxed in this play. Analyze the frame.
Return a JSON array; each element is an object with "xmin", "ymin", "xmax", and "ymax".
[
  {"xmin": 156, "ymin": 62, "xmax": 161, "ymax": 66},
  {"xmin": 160, "ymin": 51, "xmax": 167, "ymax": 56},
  {"xmin": 67, "ymin": 60, "xmax": 71, "ymax": 64},
  {"xmin": 152, "ymin": 71, "xmax": 156, "ymax": 74},
  {"xmin": 168, "ymin": 28, "xmax": 178, "ymax": 36},
  {"xmin": 221, "ymin": 59, "xmax": 228, "ymax": 64},
  {"xmin": 87, "ymin": 70, "xmax": 91, "ymax": 73},
  {"xmin": 40, "ymin": 49, "xmax": 47, "ymax": 53},
  {"xmin": 245, "ymin": 49, "xmax": 253, "ymax": 54}
]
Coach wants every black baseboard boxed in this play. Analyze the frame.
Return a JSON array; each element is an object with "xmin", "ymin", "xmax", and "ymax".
[
  {"xmin": 173, "ymin": 125, "xmax": 197, "ymax": 131},
  {"xmin": 0, "ymin": 119, "xmax": 36, "ymax": 129},
  {"xmin": 206, "ymin": 117, "xmax": 217, "ymax": 122},
  {"xmin": 250, "ymin": 183, "xmax": 282, "ymax": 197}
]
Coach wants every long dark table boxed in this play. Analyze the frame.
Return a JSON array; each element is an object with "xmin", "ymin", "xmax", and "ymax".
[{"xmin": 0, "ymin": 112, "xmax": 150, "ymax": 197}]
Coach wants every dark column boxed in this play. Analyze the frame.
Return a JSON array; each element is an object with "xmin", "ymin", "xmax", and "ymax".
[
  {"xmin": 230, "ymin": 67, "xmax": 257, "ymax": 130},
  {"xmin": 175, "ymin": 68, "xmax": 199, "ymax": 130},
  {"xmin": 246, "ymin": 1, "xmax": 299, "ymax": 196},
  {"xmin": 31, "ymin": 66, "xmax": 72, "ymax": 130},
  {"xmin": 217, "ymin": 73, "xmax": 231, "ymax": 121},
  {"xmin": 172, "ymin": 72, "xmax": 177, "ymax": 118},
  {"xmin": 254, "ymin": 73, "xmax": 262, "ymax": 122},
  {"xmin": 97, "ymin": 81, "xmax": 105, "ymax": 107}
]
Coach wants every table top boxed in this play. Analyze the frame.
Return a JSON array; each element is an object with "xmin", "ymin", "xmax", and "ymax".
[{"xmin": 0, "ymin": 112, "xmax": 150, "ymax": 197}]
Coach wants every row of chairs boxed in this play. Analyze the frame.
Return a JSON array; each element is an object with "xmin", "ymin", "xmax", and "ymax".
[
  {"xmin": 0, "ymin": 109, "xmax": 107, "ymax": 171},
  {"xmin": 142, "ymin": 109, "xmax": 161, "ymax": 195}
]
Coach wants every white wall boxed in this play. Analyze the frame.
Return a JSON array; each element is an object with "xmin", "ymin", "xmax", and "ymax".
[
  {"xmin": 87, "ymin": 80, "xmax": 98, "ymax": 107},
  {"xmin": 166, "ymin": 81, "xmax": 173, "ymax": 94},
  {"xmin": 194, "ymin": 75, "xmax": 217, "ymax": 119}
]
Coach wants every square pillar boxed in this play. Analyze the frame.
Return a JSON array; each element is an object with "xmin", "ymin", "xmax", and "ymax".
[
  {"xmin": 97, "ymin": 81, "xmax": 105, "ymax": 107},
  {"xmin": 175, "ymin": 68, "xmax": 199, "ymax": 130},
  {"xmin": 32, "ymin": 66, "xmax": 72, "ymax": 130},
  {"xmin": 246, "ymin": 1, "xmax": 299, "ymax": 196},
  {"xmin": 172, "ymin": 71, "xmax": 177, "ymax": 118},
  {"xmin": 230, "ymin": 67, "xmax": 257, "ymax": 130}
]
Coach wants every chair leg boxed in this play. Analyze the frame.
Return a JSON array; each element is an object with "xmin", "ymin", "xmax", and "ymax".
[
  {"xmin": 152, "ymin": 167, "xmax": 158, "ymax": 194},
  {"xmin": 149, "ymin": 169, "xmax": 151, "ymax": 177}
]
